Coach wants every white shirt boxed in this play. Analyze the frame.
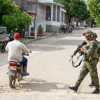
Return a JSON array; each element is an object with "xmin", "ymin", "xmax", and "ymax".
[{"xmin": 5, "ymin": 39, "xmax": 30, "ymax": 62}]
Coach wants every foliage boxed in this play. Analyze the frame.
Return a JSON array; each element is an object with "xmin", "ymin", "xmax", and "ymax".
[
  {"xmin": 85, "ymin": 15, "xmax": 94, "ymax": 24},
  {"xmin": 88, "ymin": 0, "xmax": 100, "ymax": 26},
  {"xmin": 62, "ymin": 0, "xmax": 90, "ymax": 20},
  {"xmin": 0, "ymin": 0, "xmax": 32, "ymax": 33},
  {"xmin": 53, "ymin": 0, "xmax": 63, "ymax": 3},
  {"xmin": 0, "ymin": 0, "xmax": 12, "ymax": 24}
]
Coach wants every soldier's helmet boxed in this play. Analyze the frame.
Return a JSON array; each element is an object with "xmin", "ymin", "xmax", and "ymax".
[
  {"xmin": 83, "ymin": 30, "xmax": 93, "ymax": 36},
  {"xmin": 93, "ymin": 33, "xmax": 97, "ymax": 38}
]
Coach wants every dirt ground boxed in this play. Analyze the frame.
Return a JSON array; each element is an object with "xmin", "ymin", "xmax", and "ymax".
[{"xmin": 0, "ymin": 28, "xmax": 100, "ymax": 100}]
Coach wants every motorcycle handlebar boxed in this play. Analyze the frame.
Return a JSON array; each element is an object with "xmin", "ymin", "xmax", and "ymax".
[
  {"xmin": 22, "ymin": 50, "xmax": 32, "ymax": 56},
  {"xmin": 22, "ymin": 53, "xmax": 29, "ymax": 56}
]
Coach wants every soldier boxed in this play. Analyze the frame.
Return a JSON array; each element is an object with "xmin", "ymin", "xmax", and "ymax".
[
  {"xmin": 69, "ymin": 30, "xmax": 99, "ymax": 94},
  {"xmin": 80, "ymin": 32, "xmax": 99, "ymax": 87},
  {"xmin": 89, "ymin": 33, "xmax": 99, "ymax": 86}
]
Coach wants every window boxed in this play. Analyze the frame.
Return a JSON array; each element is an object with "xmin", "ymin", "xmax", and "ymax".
[
  {"xmin": 27, "ymin": 2, "xmax": 36, "ymax": 13},
  {"xmin": 46, "ymin": 6, "xmax": 51, "ymax": 21}
]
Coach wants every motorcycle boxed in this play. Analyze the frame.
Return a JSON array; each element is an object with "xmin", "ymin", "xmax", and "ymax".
[
  {"xmin": 67, "ymin": 24, "xmax": 73, "ymax": 33},
  {"xmin": 67, "ymin": 26, "xmax": 73, "ymax": 33},
  {"xmin": 0, "ymin": 32, "xmax": 8, "ymax": 52},
  {"xmin": 8, "ymin": 53, "xmax": 29, "ymax": 88},
  {"xmin": 58, "ymin": 25, "xmax": 67, "ymax": 33},
  {"xmin": 58, "ymin": 24, "xmax": 73, "ymax": 34}
]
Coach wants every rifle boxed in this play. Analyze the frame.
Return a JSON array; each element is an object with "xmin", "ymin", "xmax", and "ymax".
[{"xmin": 69, "ymin": 41, "xmax": 87, "ymax": 67}]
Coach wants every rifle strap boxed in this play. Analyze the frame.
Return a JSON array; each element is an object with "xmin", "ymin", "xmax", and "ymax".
[{"xmin": 72, "ymin": 60, "xmax": 82, "ymax": 68}]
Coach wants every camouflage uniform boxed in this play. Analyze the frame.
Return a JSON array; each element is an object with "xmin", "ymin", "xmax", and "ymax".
[{"xmin": 75, "ymin": 40, "xmax": 99, "ymax": 89}]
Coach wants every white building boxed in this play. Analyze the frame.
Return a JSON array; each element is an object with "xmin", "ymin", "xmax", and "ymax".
[{"xmin": 25, "ymin": 0, "xmax": 66, "ymax": 37}]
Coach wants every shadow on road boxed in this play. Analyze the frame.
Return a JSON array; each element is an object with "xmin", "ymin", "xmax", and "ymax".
[
  {"xmin": 27, "ymin": 39, "xmax": 84, "ymax": 52},
  {"xmin": 17, "ymin": 78, "xmax": 69, "ymax": 92},
  {"xmin": 28, "ymin": 45, "xmax": 65, "ymax": 51},
  {"xmin": 53, "ymin": 40, "xmax": 84, "ymax": 46}
]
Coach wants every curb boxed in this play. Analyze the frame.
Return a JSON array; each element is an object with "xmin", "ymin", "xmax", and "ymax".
[{"xmin": 20, "ymin": 33, "xmax": 56, "ymax": 44}]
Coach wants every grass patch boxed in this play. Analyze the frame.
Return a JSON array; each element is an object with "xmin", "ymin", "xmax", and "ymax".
[
  {"xmin": 49, "ymin": 33, "xmax": 55, "ymax": 36},
  {"xmin": 20, "ymin": 37, "xmax": 40, "ymax": 44}
]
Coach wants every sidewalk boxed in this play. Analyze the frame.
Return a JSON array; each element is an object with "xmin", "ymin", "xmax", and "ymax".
[{"xmin": 20, "ymin": 28, "xmax": 87, "ymax": 44}]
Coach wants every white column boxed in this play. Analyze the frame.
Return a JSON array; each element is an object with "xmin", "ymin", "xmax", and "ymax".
[
  {"xmin": 56, "ymin": 5, "xmax": 57, "ymax": 21},
  {"xmin": 34, "ymin": 0, "xmax": 38, "ymax": 39},
  {"xmin": 29, "ymin": 25, "xmax": 31, "ymax": 37},
  {"xmin": 59, "ymin": 7, "xmax": 61, "ymax": 22},
  {"xmin": 63, "ymin": 13, "xmax": 65, "ymax": 23},
  {"xmin": 51, "ymin": 4, "xmax": 53, "ymax": 21}
]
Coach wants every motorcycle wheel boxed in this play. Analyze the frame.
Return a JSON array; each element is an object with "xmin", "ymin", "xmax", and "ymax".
[
  {"xmin": 1, "ymin": 45, "xmax": 5, "ymax": 52},
  {"xmin": 64, "ymin": 30, "xmax": 67, "ymax": 33},
  {"xmin": 1, "ymin": 42, "xmax": 6, "ymax": 52},
  {"xmin": 67, "ymin": 29, "xmax": 70, "ymax": 34},
  {"xmin": 9, "ymin": 74, "xmax": 16, "ymax": 88},
  {"xmin": 69, "ymin": 29, "xmax": 72, "ymax": 33}
]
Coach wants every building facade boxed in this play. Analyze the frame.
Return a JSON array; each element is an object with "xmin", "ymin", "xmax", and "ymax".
[
  {"xmin": 9, "ymin": 0, "xmax": 66, "ymax": 37},
  {"xmin": 25, "ymin": 0, "xmax": 66, "ymax": 37},
  {"xmin": 38, "ymin": 0, "xmax": 66, "ymax": 32}
]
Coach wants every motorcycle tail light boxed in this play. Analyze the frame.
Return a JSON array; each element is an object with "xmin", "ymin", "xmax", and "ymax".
[
  {"xmin": 17, "ymin": 67, "xmax": 21, "ymax": 69},
  {"xmin": 9, "ymin": 62, "xmax": 16, "ymax": 66}
]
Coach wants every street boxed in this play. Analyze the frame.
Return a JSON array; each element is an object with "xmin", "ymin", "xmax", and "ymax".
[{"xmin": 0, "ymin": 28, "xmax": 100, "ymax": 100}]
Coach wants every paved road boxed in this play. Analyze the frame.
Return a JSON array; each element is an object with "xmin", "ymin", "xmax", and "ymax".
[{"xmin": 0, "ymin": 28, "xmax": 100, "ymax": 100}]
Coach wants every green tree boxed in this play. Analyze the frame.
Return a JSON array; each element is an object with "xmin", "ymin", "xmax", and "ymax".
[
  {"xmin": 0, "ymin": 0, "xmax": 13, "ymax": 24},
  {"xmin": 54, "ymin": 0, "xmax": 63, "ymax": 3},
  {"xmin": 0, "ymin": 0, "xmax": 32, "ymax": 33},
  {"xmin": 62, "ymin": 0, "xmax": 90, "ymax": 21},
  {"xmin": 88, "ymin": 0, "xmax": 100, "ymax": 26}
]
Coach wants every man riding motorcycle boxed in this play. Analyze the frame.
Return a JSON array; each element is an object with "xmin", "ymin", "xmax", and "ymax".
[{"xmin": 5, "ymin": 33, "xmax": 30, "ymax": 76}]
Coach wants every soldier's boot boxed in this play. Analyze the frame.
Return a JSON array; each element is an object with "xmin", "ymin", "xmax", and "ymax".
[
  {"xmin": 23, "ymin": 67, "xmax": 29, "ymax": 76},
  {"xmin": 89, "ymin": 81, "xmax": 94, "ymax": 86},
  {"xmin": 92, "ymin": 89, "xmax": 99, "ymax": 94},
  {"xmin": 69, "ymin": 86, "xmax": 78, "ymax": 92}
]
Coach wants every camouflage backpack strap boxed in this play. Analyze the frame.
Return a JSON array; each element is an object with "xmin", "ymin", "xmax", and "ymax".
[
  {"xmin": 89, "ymin": 40, "xmax": 98, "ymax": 61},
  {"xmin": 97, "ymin": 41, "xmax": 100, "ymax": 57},
  {"xmin": 83, "ymin": 42, "xmax": 90, "ymax": 61}
]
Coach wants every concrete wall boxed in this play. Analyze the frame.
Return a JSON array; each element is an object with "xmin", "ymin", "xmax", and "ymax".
[
  {"xmin": 37, "ymin": 3, "xmax": 46, "ymax": 24},
  {"xmin": 46, "ymin": 25, "xmax": 60, "ymax": 32}
]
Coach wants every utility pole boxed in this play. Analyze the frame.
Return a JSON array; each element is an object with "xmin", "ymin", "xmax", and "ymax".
[
  {"xmin": 22, "ymin": 0, "xmax": 26, "ymax": 38},
  {"xmin": 34, "ymin": 0, "xmax": 38, "ymax": 39}
]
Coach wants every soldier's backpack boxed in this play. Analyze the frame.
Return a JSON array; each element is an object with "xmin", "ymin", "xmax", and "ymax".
[{"xmin": 97, "ymin": 42, "xmax": 100, "ymax": 57}]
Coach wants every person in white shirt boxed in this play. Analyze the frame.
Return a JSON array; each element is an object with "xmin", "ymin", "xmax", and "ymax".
[{"xmin": 5, "ymin": 33, "xmax": 30, "ymax": 76}]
